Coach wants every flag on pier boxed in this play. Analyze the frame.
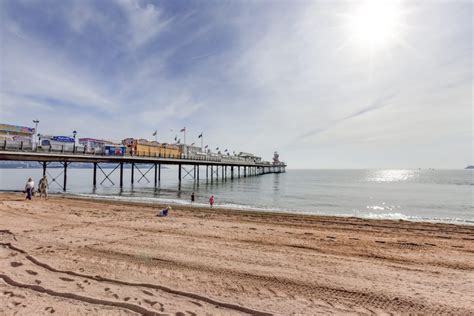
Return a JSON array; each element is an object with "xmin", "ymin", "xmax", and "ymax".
[
  {"xmin": 191, "ymin": 142, "xmax": 195, "ymax": 146},
  {"xmin": 174, "ymin": 135, "xmax": 177, "ymax": 141},
  {"xmin": 180, "ymin": 127, "xmax": 186, "ymax": 132},
  {"xmin": 216, "ymin": 147, "xmax": 219, "ymax": 150},
  {"xmin": 205, "ymin": 145, "xmax": 208, "ymax": 149},
  {"xmin": 198, "ymin": 132, "xmax": 203, "ymax": 138},
  {"xmin": 152, "ymin": 130, "xmax": 157, "ymax": 136},
  {"xmin": 224, "ymin": 149, "xmax": 228, "ymax": 152}
]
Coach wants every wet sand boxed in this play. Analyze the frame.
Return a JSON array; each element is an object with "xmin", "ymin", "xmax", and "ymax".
[{"xmin": 0, "ymin": 192, "xmax": 473, "ymax": 315}]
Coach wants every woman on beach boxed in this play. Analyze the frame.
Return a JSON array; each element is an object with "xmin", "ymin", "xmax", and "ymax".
[
  {"xmin": 38, "ymin": 175, "xmax": 49, "ymax": 200},
  {"xmin": 209, "ymin": 195, "xmax": 214, "ymax": 208},
  {"xmin": 24, "ymin": 177, "xmax": 34, "ymax": 200}
]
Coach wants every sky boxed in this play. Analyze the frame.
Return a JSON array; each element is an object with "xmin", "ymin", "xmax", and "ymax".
[{"xmin": 0, "ymin": 0, "xmax": 472, "ymax": 169}]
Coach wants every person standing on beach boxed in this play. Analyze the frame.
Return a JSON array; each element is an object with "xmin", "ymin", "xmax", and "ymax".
[
  {"xmin": 25, "ymin": 177, "xmax": 34, "ymax": 200},
  {"xmin": 38, "ymin": 175, "xmax": 49, "ymax": 200},
  {"xmin": 191, "ymin": 192, "xmax": 195, "ymax": 203},
  {"xmin": 209, "ymin": 195, "xmax": 214, "ymax": 208}
]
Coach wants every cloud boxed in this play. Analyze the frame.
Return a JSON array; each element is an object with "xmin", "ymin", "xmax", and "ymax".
[
  {"xmin": 116, "ymin": 0, "xmax": 171, "ymax": 49},
  {"xmin": 0, "ymin": 0, "xmax": 471, "ymax": 168}
]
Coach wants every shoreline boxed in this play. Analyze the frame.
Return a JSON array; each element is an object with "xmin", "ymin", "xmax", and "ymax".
[
  {"xmin": 1, "ymin": 192, "xmax": 473, "ymax": 314},
  {"xmin": 4, "ymin": 189, "xmax": 472, "ymax": 227}
]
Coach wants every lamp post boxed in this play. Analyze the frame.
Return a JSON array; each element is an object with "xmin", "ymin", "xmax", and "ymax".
[
  {"xmin": 72, "ymin": 130, "xmax": 77, "ymax": 153},
  {"xmin": 32, "ymin": 119, "xmax": 39, "ymax": 149}
]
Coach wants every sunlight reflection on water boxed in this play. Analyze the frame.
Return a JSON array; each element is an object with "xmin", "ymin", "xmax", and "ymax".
[{"xmin": 369, "ymin": 169, "xmax": 416, "ymax": 182}]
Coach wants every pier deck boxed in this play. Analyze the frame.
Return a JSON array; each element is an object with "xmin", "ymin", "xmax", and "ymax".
[{"xmin": 0, "ymin": 149, "xmax": 286, "ymax": 191}]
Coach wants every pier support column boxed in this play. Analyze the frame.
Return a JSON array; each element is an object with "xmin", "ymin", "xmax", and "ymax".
[
  {"xmin": 63, "ymin": 162, "xmax": 68, "ymax": 192},
  {"xmin": 120, "ymin": 163, "xmax": 124, "ymax": 188},
  {"xmin": 178, "ymin": 164, "xmax": 182, "ymax": 183},
  {"xmin": 244, "ymin": 166, "xmax": 246, "ymax": 177},
  {"xmin": 93, "ymin": 162, "xmax": 97, "ymax": 187},
  {"xmin": 158, "ymin": 164, "xmax": 161, "ymax": 182},
  {"xmin": 154, "ymin": 163, "xmax": 157, "ymax": 186},
  {"xmin": 231, "ymin": 166, "xmax": 234, "ymax": 180},
  {"xmin": 216, "ymin": 165, "xmax": 219, "ymax": 181},
  {"xmin": 210, "ymin": 166, "xmax": 213, "ymax": 181},
  {"xmin": 206, "ymin": 165, "xmax": 209, "ymax": 180},
  {"xmin": 193, "ymin": 165, "xmax": 196, "ymax": 181},
  {"xmin": 131, "ymin": 163, "xmax": 135, "ymax": 184},
  {"xmin": 42, "ymin": 162, "xmax": 47, "ymax": 176},
  {"xmin": 197, "ymin": 165, "xmax": 200, "ymax": 181}
]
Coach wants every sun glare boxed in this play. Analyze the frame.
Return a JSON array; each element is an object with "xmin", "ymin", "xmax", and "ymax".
[{"xmin": 348, "ymin": 0, "xmax": 403, "ymax": 51}]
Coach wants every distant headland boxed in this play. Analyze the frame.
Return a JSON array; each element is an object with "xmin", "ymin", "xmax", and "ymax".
[{"xmin": 465, "ymin": 165, "xmax": 474, "ymax": 169}]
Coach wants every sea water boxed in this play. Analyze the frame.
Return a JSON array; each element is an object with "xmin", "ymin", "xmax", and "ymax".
[{"xmin": 0, "ymin": 168, "xmax": 472, "ymax": 224}]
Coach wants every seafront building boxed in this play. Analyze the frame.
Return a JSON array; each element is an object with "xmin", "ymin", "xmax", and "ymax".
[{"xmin": 0, "ymin": 123, "xmax": 35, "ymax": 143}]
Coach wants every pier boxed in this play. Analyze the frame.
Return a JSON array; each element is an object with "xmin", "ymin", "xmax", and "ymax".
[{"xmin": 0, "ymin": 148, "xmax": 286, "ymax": 191}]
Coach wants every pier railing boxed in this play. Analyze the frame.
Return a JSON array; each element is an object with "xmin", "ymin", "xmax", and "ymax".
[{"xmin": 0, "ymin": 140, "xmax": 286, "ymax": 167}]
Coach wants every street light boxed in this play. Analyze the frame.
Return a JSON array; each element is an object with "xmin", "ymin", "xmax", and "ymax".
[
  {"xmin": 33, "ymin": 119, "xmax": 39, "ymax": 149},
  {"xmin": 72, "ymin": 130, "xmax": 77, "ymax": 153}
]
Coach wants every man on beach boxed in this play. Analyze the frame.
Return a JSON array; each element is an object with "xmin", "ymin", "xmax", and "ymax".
[
  {"xmin": 191, "ymin": 192, "xmax": 195, "ymax": 203},
  {"xmin": 38, "ymin": 175, "xmax": 49, "ymax": 200},
  {"xmin": 24, "ymin": 177, "xmax": 34, "ymax": 200}
]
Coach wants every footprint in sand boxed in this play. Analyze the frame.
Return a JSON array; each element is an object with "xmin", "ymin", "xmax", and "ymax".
[
  {"xmin": 26, "ymin": 270, "xmax": 38, "ymax": 275},
  {"xmin": 142, "ymin": 290, "xmax": 154, "ymax": 296},
  {"xmin": 45, "ymin": 306, "xmax": 55, "ymax": 313},
  {"xmin": 144, "ymin": 299, "xmax": 158, "ymax": 306},
  {"xmin": 59, "ymin": 277, "xmax": 75, "ymax": 282},
  {"xmin": 35, "ymin": 280, "xmax": 41, "ymax": 284},
  {"xmin": 10, "ymin": 262, "xmax": 23, "ymax": 268}
]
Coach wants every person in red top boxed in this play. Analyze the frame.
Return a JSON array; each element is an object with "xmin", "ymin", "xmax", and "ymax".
[{"xmin": 209, "ymin": 195, "xmax": 215, "ymax": 208}]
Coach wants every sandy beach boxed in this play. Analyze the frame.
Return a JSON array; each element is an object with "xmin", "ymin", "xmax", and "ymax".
[{"xmin": 0, "ymin": 193, "xmax": 473, "ymax": 315}]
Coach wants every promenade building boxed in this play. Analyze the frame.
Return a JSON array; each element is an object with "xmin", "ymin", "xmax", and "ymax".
[{"xmin": 0, "ymin": 123, "xmax": 35, "ymax": 143}]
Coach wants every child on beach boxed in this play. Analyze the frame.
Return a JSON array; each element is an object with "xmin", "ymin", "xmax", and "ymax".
[
  {"xmin": 157, "ymin": 206, "xmax": 172, "ymax": 217},
  {"xmin": 209, "ymin": 195, "xmax": 214, "ymax": 208}
]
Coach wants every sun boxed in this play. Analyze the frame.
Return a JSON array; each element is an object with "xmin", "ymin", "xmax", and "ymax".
[{"xmin": 347, "ymin": 0, "xmax": 403, "ymax": 51}]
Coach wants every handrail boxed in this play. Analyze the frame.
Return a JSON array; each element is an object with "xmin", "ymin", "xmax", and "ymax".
[{"xmin": 0, "ymin": 146, "xmax": 286, "ymax": 166}]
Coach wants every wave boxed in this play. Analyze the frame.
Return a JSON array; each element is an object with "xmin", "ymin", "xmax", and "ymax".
[{"xmin": 71, "ymin": 193, "xmax": 474, "ymax": 225}]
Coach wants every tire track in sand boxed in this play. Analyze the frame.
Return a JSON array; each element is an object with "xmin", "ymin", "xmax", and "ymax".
[{"xmin": 0, "ymin": 240, "xmax": 272, "ymax": 316}]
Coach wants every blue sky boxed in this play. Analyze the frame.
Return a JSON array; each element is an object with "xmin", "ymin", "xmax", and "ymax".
[{"xmin": 0, "ymin": 0, "xmax": 472, "ymax": 168}]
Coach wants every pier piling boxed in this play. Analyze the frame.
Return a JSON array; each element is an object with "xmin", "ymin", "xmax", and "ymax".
[
  {"xmin": 120, "ymin": 163, "xmax": 124, "ymax": 187},
  {"xmin": 93, "ymin": 162, "xmax": 97, "ymax": 187},
  {"xmin": 63, "ymin": 162, "xmax": 68, "ymax": 192}
]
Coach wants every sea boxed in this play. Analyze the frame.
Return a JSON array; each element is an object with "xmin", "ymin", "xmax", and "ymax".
[{"xmin": 0, "ymin": 168, "xmax": 472, "ymax": 225}]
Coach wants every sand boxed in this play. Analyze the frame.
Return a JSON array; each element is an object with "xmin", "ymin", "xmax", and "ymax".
[{"xmin": 0, "ymin": 193, "xmax": 473, "ymax": 315}]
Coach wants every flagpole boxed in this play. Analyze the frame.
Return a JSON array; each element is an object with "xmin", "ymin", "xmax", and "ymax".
[{"xmin": 201, "ymin": 134, "xmax": 203, "ymax": 152}]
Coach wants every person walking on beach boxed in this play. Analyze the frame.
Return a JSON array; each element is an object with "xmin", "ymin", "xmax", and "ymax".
[
  {"xmin": 191, "ymin": 192, "xmax": 195, "ymax": 203},
  {"xmin": 209, "ymin": 195, "xmax": 214, "ymax": 208},
  {"xmin": 25, "ymin": 177, "xmax": 34, "ymax": 200},
  {"xmin": 38, "ymin": 175, "xmax": 49, "ymax": 200}
]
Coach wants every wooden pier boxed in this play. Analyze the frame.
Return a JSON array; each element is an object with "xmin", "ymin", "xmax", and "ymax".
[{"xmin": 0, "ymin": 150, "xmax": 286, "ymax": 191}]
